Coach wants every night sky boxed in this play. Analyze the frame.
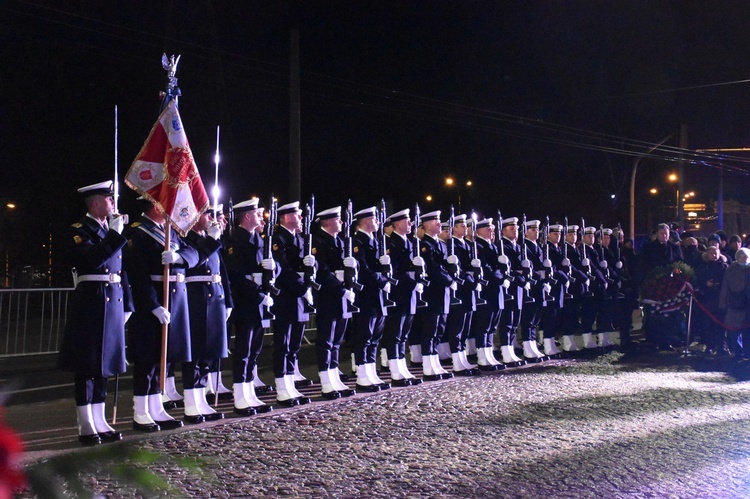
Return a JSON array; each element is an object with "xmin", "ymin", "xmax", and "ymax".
[{"xmin": 3, "ymin": 1, "xmax": 750, "ymax": 272}]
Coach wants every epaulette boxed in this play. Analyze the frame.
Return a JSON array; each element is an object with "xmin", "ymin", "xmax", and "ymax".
[
  {"xmin": 131, "ymin": 222, "xmax": 142, "ymax": 227},
  {"xmin": 71, "ymin": 222, "xmax": 83, "ymax": 228}
]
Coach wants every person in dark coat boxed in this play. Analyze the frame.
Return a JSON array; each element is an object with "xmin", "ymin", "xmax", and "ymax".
[
  {"xmin": 560, "ymin": 225, "xmax": 590, "ymax": 352},
  {"xmin": 183, "ymin": 206, "xmax": 233, "ymax": 421},
  {"xmin": 123, "ymin": 200, "xmax": 200, "ymax": 431},
  {"xmin": 224, "ymin": 197, "xmax": 275, "ymax": 415},
  {"xmin": 695, "ymin": 246, "xmax": 728, "ymax": 354},
  {"xmin": 519, "ymin": 219, "xmax": 551, "ymax": 361},
  {"xmin": 58, "ymin": 181, "xmax": 133, "ymax": 446},
  {"xmin": 497, "ymin": 217, "xmax": 528, "ymax": 365},
  {"xmin": 539, "ymin": 224, "xmax": 570, "ymax": 356},
  {"xmin": 719, "ymin": 248, "xmax": 750, "ymax": 358},
  {"xmin": 641, "ymin": 223, "xmax": 684, "ymax": 275}
]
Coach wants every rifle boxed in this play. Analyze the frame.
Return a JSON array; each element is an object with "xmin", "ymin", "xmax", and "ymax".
[
  {"xmin": 520, "ymin": 214, "xmax": 535, "ymax": 303},
  {"xmin": 262, "ymin": 196, "xmax": 280, "ymax": 321},
  {"xmin": 343, "ymin": 200, "xmax": 362, "ymax": 314},
  {"xmin": 227, "ymin": 197, "xmax": 235, "ymax": 238},
  {"xmin": 543, "ymin": 216, "xmax": 558, "ymax": 286},
  {"xmin": 302, "ymin": 196, "xmax": 319, "ymax": 314},
  {"xmin": 447, "ymin": 206, "xmax": 463, "ymax": 306},
  {"xmin": 600, "ymin": 223, "xmax": 615, "ymax": 288},
  {"xmin": 413, "ymin": 203, "xmax": 429, "ymax": 308},
  {"xmin": 470, "ymin": 212, "xmax": 487, "ymax": 307},
  {"xmin": 377, "ymin": 199, "xmax": 397, "ymax": 308},
  {"xmin": 497, "ymin": 209, "xmax": 514, "ymax": 302},
  {"xmin": 580, "ymin": 217, "xmax": 593, "ymax": 296}
]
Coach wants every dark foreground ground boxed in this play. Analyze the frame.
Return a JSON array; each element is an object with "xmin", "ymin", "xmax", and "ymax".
[{"xmin": 4, "ymin": 328, "xmax": 750, "ymax": 498}]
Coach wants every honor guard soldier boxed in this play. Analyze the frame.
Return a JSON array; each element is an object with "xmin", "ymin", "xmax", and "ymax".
[
  {"xmin": 59, "ymin": 181, "xmax": 133, "ymax": 445},
  {"xmin": 312, "ymin": 206, "xmax": 358, "ymax": 398},
  {"xmin": 123, "ymin": 198, "xmax": 200, "ymax": 430},
  {"xmin": 579, "ymin": 226, "xmax": 608, "ymax": 349},
  {"xmin": 351, "ymin": 206, "xmax": 392, "ymax": 391},
  {"xmin": 519, "ymin": 220, "xmax": 550, "ymax": 362},
  {"xmin": 539, "ymin": 224, "xmax": 569, "ymax": 356},
  {"xmin": 270, "ymin": 201, "xmax": 315, "ymax": 406},
  {"xmin": 224, "ymin": 198, "xmax": 274, "ymax": 415},
  {"xmin": 442, "ymin": 214, "xmax": 482, "ymax": 375},
  {"xmin": 497, "ymin": 217, "xmax": 528, "ymax": 365},
  {"xmin": 417, "ymin": 210, "xmax": 456, "ymax": 380},
  {"xmin": 593, "ymin": 228, "xmax": 619, "ymax": 348},
  {"xmin": 382, "ymin": 209, "xmax": 423, "ymax": 385},
  {"xmin": 468, "ymin": 217, "xmax": 507, "ymax": 370},
  {"xmin": 183, "ymin": 205, "xmax": 233, "ymax": 421},
  {"xmin": 560, "ymin": 225, "xmax": 589, "ymax": 352}
]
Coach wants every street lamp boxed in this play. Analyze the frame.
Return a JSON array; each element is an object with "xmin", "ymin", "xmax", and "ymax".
[
  {"xmin": 444, "ymin": 177, "xmax": 472, "ymax": 212},
  {"xmin": 668, "ymin": 172, "xmax": 679, "ymax": 220}
]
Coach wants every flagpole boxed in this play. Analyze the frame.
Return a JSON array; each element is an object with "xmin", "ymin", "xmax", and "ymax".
[
  {"xmin": 160, "ymin": 229, "xmax": 171, "ymax": 393},
  {"xmin": 112, "ymin": 104, "xmax": 120, "ymax": 424}
]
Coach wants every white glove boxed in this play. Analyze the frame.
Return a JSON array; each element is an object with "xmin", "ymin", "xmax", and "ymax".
[
  {"xmin": 383, "ymin": 282, "xmax": 392, "ymax": 294},
  {"xmin": 151, "ymin": 306, "xmax": 171, "ymax": 325},
  {"xmin": 543, "ymin": 283, "xmax": 552, "ymax": 294},
  {"xmin": 475, "ymin": 283, "xmax": 483, "ymax": 293},
  {"xmin": 303, "ymin": 288, "xmax": 314, "ymax": 305},
  {"xmin": 502, "ymin": 279, "xmax": 511, "ymax": 289},
  {"xmin": 344, "ymin": 256, "xmax": 357, "ymax": 268},
  {"xmin": 471, "ymin": 258, "xmax": 481, "ymax": 268},
  {"xmin": 415, "ymin": 283, "xmax": 424, "ymax": 294},
  {"xmin": 521, "ymin": 259, "xmax": 531, "ymax": 268},
  {"xmin": 207, "ymin": 222, "xmax": 222, "ymax": 240},
  {"xmin": 226, "ymin": 307, "xmax": 233, "ymax": 321},
  {"xmin": 261, "ymin": 258, "xmax": 276, "ymax": 271},
  {"xmin": 123, "ymin": 311, "xmax": 132, "ymax": 324},
  {"xmin": 108, "ymin": 215, "xmax": 125, "ymax": 234},
  {"xmin": 447, "ymin": 255, "xmax": 459, "ymax": 265},
  {"xmin": 524, "ymin": 281, "xmax": 531, "ymax": 291},
  {"xmin": 303, "ymin": 255, "xmax": 316, "ymax": 267},
  {"xmin": 615, "ymin": 261, "xmax": 623, "ymax": 269},
  {"xmin": 599, "ymin": 260, "xmax": 608, "ymax": 269},
  {"xmin": 379, "ymin": 255, "xmax": 391, "ymax": 266},
  {"xmin": 412, "ymin": 256, "xmax": 425, "ymax": 267},
  {"xmin": 603, "ymin": 282, "xmax": 608, "ymax": 290},
  {"xmin": 450, "ymin": 281, "xmax": 458, "ymax": 291},
  {"xmin": 162, "ymin": 250, "xmax": 184, "ymax": 265},
  {"xmin": 581, "ymin": 258, "xmax": 590, "ymax": 267},
  {"xmin": 498, "ymin": 254, "xmax": 509, "ymax": 265},
  {"xmin": 561, "ymin": 258, "xmax": 571, "ymax": 267},
  {"xmin": 261, "ymin": 294, "xmax": 274, "ymax": 308},
  {"xmin": 543, "ymin": 258, "xmax": 552, "ymax": 268},
  {"xmin": 343, "ymin": 289, "xmax": 356, "ymax": 303},
  {"xmin": 584, "ymin": 279, "xmax": 591, "ymax": 288}
]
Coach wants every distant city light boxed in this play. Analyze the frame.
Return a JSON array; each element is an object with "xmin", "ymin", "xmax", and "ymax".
[
  {"xmin": 425, "ymin": 195, "xmax": 433, "ymax": 202},
  {"xmin": 6, "ymin": 203, "xmax": 15, "ymax": 209},
  {"xmin": 649, "ymin": 188, "xmax": 658, "ymax": 194}
]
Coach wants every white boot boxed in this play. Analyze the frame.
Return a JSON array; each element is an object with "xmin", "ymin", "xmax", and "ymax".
[
  {"xmin": 380, "ymin": 348, "xmax": 389, "ymax": 368},
  {"xmin": 509, "ymin": 344, "xmax": 524, "ymax": 362},
  {"xmin": 91, "ymin": 402, "xmax": 116, "ymax": 435},
  {"xmin": 133, "ymin": 396, "xmax": 156, "ymax": 426},
  {"xmin": 500, "ymin": 345, "xmax": 517, "ymax": 364},
  {"xmin": 76, "ymin": 404, "xmax": 98, "ymax": 437},
  {"xmin": 437, "ymin": 342, "xmax": 452, "ymax": 361},
  {"xmin": 164, "ymin": 375, "xmax": 183, "ymax": 401},
  {"xmin": 422, "ymin": 355, "xmax": 436, "ymax": 377},
  {"xmin": 292, "ymin": 359, "xmax": 309, "ymax": 384},
  {"xmin": 356, "ymin": 364, "xmax": 379, "ymax": 391},
  {"xmin": 599, "ymin": 332, "xmax": 615, "ymax": 348},
  {"xmin": 285, "ymin": 374, "xmax": 305, "ymax": 398},
  {"xmin": 389, "ymin": 359, "xmax": 406, "ymax": 380},
  {"xmin": 582, "ymin": 333, "xmax": 598, "ymax": 349},
  {"xmin": 275, "ymin": 376, "xmax": 295, "ymax": 403},
  {"xmin": 245, "ymin": 382, "xmax": 270, "ymax": 409},
  {"xmin": 397, "ymin": 358, "xmax": 417, "ymax": 380},
  {"xmin": 543, "ymin": 338, "xmax": 562, "ymax": 356},
  {"xmin": 366, "ymin": 363, "xmax": 389, "ymax": 387},
  {"xmin": 562, "ymin": 335, "xmax": 580, "ymax": 352},
  {"xmin": 460, "ymin": 350, "xmax": 477, "ymax": 369},
  {"xmin": 451, "ymin": 352, "xmax": 465, "ymax": 372},
  {"xmin": 485, "ymin": 347, "xmax": 503, "ymax": 366},
  {"xmin": 328, "ymin": 368, "xmax": 351, "ymax": 391},
  {"xmin": 149, "ymin": 393, "xmax": 177, "ymax": 422},
  {"xmin": 410, "ymin": 344, "xmax": 423, "ymax": 364},
  {"xmin": 466, "ymin": 337, "xmax": 477, "ymax": 356},
  {"xmin": 319, "ymin": 370, "xmax": 337, "ymax": 395},
  {"xmin": 194, "ymin": 387, "xmax": 220, "ymax": 418},
  {"xmin": 252, "ymin": 365, "xmax": 269, "ymax": 391},
  {"xmin": 430, "ymin": 354, "xmax": 450, "ymax": 376},
  {"xmin": 234, "ymin": 383, "xmax": 252, "ymax": 410},
  {"xmin": 183, "ymin": 388, "xmax": 203, "ymax": 417}
]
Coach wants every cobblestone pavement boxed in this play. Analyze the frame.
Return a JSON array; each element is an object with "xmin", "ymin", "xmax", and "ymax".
[{"xmin": 27, "ymin": 348, "xmax": 750, "ymax": 498}]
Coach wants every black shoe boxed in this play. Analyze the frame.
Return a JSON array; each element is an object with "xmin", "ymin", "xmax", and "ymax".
[
  {"xmin": 339, "ymin": 373, "xmax": 353, "ymax": 382},
  {"xmin": 156, "ymin": 418, "xmax": 185, "ymax": 429},
  {"xmin": 438, "ymin": 372, "xmax": 454, "ymax": 379},
  {"xmin": 391, "ymin": 379, "xmax": 411, "ymax": 387},
  {"xmin": 378, "ymin": 382, "xmax": 392, "ymax": 390},
  {"xmin": 255, "ymin": 385, "xmax": 275, "ymax": 394},
  {"xmin": 490, "ymin": 364, "xmax": 505, "ymax": 371},
  {"xmin": 132, "ymin": 421, "xmax": 160, "ymax": 433},
  {"xmin": 233, "ymin": 406, "xmax": 258, "ymax": 417},
  {"xmin": 294, "ymin": 379, "xmax": 313, "ymax": 389},
  {"xmin": 338, "ymin": 388, "xmax": 357, "ymax": 397},
  {"xmin": 78, "ymin": 434, "xmax": 102, "ymax": 446},
  {"xmin": 208, "ymin": 392, "xmax": 234, "ymax": 402},
  {"xmin": 478, "ymin": 364, "xmax": 498, "ymax": 372},
  {"xmin": 98, "ymin": 431, "xmax": 123, "ymax": 443},
  {"xmin": 203, "ymin": 412, "xmax": 225, "ymax": 422},
  {"xmin": 254, "ymin": 404, "xmax": 274, "ymax": 413},
  {"xmin": 422, "ymin": 374, "xmax": 442, "ymax": 382},
  {"xmin": 408, "ymin": 377, "xmax": 423, "ymax": 385},
  {"xmin": 162, "ymin": 399, "xmax": 184, "ymax": 410},
  {"xmin": 297, "ymin": 396, "xmax": 312, "ymax": 405},
  {"xmin": 355, "ymin": 383, "xmax": 381, "ymax": 392},
  {"xmin": 410, "ymin": 361, "xmax": 422, "ymax": 368},
  {"xmin": 276, "ymin": 398, "xmax": 300, "ymax": 407},
  {"xmin": 453, "ymin": 369, "xmax": 474, "ymax": 377},
  {"xmin": 321, "ymin": 391, "xmax": 341, "ymax": 400},
  {"xmin": 524, "ymin": 357, "xmax": 543, "ymax": 363},
  {"xmin": 181, "ymin": 415, "xmax": 204, "ymax": 425}
]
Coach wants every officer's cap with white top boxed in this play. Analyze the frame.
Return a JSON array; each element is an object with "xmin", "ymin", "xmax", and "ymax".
[
  {"xmin": 601, "ymin": 228, "xmax": 613, "ymax": 235},
  {"xmin": 353, "ymin": 206, "xmax": 377, "ymax": 222},
  {"xmin": 567, "ymin": 224, "xmax": 579, "ymax": 233},
  {"xmin": 584, "ymin": 226, "xmax": 597, "ymax": 235},
  {"xmin": 475, "ymin": 217, "xmax": 494, "ymax": 230},
  {"xmin": 389, "ymin": 208, "xmax": 410, "ymax": 223},
  {"xmin": 501, "ymin": 217, "xmax": 518, "ymax": 228},
  {"xmin": 421, "ymin": 210, "xmax": 441, "ymax": 223},
  {"xmin": 277, "ymin": 201, "xmax": 302, "ymax": 216},
  {"xmin": 525, "ymin": 219, "xmax": 541, "ymax": 229},
  {"xmin": 78, "ymin": 181, "xmax": 114, "ymax": 198},
  {"xmin": 549, "ymin": 224, "xmax": 563, "ymax": 232},
  {"xmin": 205, "ymin": 203, "xmax": 223, "ymax": 214},
  {"xmin": 452, "ymin": 214, "xmax": 467, "ymax": 224},
  {"xmin": 234, "ymin": 198, "xmax": 260, "ymax": 213},
  {"xmin": 440, "ymin": 221, "xmax": 451, "ymax": 231},
  {"xmin": 316, "ymin": 206, "xmax": 341, "ymax": 222}
]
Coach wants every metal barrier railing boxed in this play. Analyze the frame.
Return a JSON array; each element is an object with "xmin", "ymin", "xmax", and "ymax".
[{"xmin": 0, "ymin": 288, "xmax": 73, "ymax": 357}]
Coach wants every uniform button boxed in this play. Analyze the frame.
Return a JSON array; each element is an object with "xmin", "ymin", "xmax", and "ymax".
[
  {"xmin": 208, "ymin": 293, "xmax": 212, "ymax": 297},
  {"xmin": 118, "ymin": 284, "xmax": 122, "ymax": 288},
  {"xmin": 105, "ymin": 283, "xmax": 109, "ymax": 287},
  {"xmin": 172, "ymin": 289, "xmax": 176, "ymax": 293},
  {"xmin": 118, "ymin": 255, "xmax": 122, "ymax": 259},
  {"xmin": 118, "ymin": 298, "xmax": 122, "ymax": 302},
  {"xmin": 219, "ymin": 295, "xmax": 223, "ymax": 299},
  {"xmin": 104, "ymin": 268, "xmax": 109, "ymax": 273},
  {"xmin": 206, "ymin": 269, "xmax": 211, "ymax": 274},
  {"xmin": 106, "ymin": 297, "xmax": 110, "ymax": 302},
  {"xmin": 206, "ymin": 282, "xmax": 210, "ymax": 286}
]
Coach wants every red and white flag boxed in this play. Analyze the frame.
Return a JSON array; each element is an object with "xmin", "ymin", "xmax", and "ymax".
[{"xmin": 125, "ymin": 99, "xmax": 209, "ymax": 236}]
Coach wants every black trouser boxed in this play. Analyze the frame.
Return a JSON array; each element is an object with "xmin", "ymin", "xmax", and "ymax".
[
  {"xmin": 597, "ymin": 297, "xmax": 617, "ymax": 332},
  {"xmin": 383, "ymin": 313, "xmax": 413, "ymax": 359},
  {"xmin": 133, "ymin": 362, "xmax": 164, "ymax": 396},
  {"xmin": 316, "ymin": 313, "xmax": 348, "ymax": 371},
  {"xmin": 562, "ymin": 297, "xmax": 582, "ymax": 335},
  {"xmin": 354, "ymin": 313, "xmax": 385, "ymax": 365},
  {"xmin": 420, "ymin": 312, "xmax": 446, "ymax": 355},
  {"xmin": 540, "ymin": 304, "xmax": 563, "ymax": 339},
  {"xmin": 74, "ymin": 374, "xmax": 108, "ymax": 406},
  {"xmin": 520, "ymin": 302, "xmax": 541, "ymax": 342},
  {"xmin": 181, "ymin": 361, "xmax": 209, "ymax": 390},
  {"xmin": 471, "ymin": 307, "xmax": 500, "ymax": 349},
  {"xmin": 580, "ymin": 296, "xmax": 600, "ymax": 334},
  {"xmin": 445, "ymin": 311, "xmax": 472, "ymax": 353},
  {"xmin": 498, "ymin": 307, "xmax": 521, "ymax": 346},
  {"xmin": 272, "ymin": 319, "xmax": 305, "ymax": 378},
  {"xmin": 233, "ymin": 319, "xmax": 265, "ymax": 383}
]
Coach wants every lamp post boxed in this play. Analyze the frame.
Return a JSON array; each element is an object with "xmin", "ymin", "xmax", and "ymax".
[
  {"xmin": 629, "ymin": 134, "xmax": 673, "ymax": 241},
  {"xmin": 668, "ymin": 173, "xmax": 679, "ymax": 221},
  {"xmin": 445, "ymin": 177, "xmax": 472, "ymax": 213}
]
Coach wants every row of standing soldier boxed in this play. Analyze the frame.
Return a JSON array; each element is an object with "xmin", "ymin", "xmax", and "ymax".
[{"xmin": 58, "ymin": 181, "xmax": 634, "ymax": 445}]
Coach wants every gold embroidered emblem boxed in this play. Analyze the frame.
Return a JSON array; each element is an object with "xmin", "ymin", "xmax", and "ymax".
[
  {"xmin": 228, "ymin": 247, "xmax": 234, "ymax": 255},
  {"xmin": 73, "ymin": 235, "xmax": 83, "ymax": 244},
  {"xmin": 132, "ymin": 222, "xmax": 142, "ymax": 227},
  {"xmin": 71, "ymin": 223, "xmax": 83, "ymax": 228},
  {"xmin": 421, "ymin": 247, "xmax": 426, "ymax": 253},
  {"xmin": 272, "ymin": 244, "xmax": 279, "ymax": 251},
  {"xmin": 353, "ymin": 247, "xmax": 359, "ymax": 253},
  {"xmin": 312, "ymin": 248, "xmax": 317, "ymax": 255}
]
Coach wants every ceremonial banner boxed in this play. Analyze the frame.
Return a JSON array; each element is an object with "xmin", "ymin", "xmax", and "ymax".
[{"xmin": 125, "ymin": 99, "xmax": 208, "ymax": 236}]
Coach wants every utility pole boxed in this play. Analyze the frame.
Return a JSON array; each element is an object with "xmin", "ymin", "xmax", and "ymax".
[{"xmin": 678, "ymin": 124, "xmax": 687, "ymax": 232}]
